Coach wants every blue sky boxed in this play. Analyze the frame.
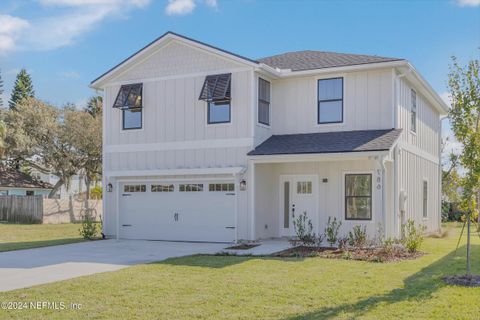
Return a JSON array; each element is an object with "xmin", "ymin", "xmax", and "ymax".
[{"xmin": 0, "ymin": 0, "xmax": 478, "ymax": 152}]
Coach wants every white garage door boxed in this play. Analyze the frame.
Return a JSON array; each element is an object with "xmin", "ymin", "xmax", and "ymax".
[{"xmin": 119, "ymin": 181, "xmax": 235, "ymax": 242}]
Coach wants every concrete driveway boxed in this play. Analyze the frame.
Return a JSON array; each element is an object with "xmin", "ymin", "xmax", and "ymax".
[{"xmin": 0, "ymin": 240, "xmax": 226, "ymax": 292}]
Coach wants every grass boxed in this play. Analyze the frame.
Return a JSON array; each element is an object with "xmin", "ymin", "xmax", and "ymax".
[
  {"xmin": 0, "ymin": 223, "xmax": 85, "ymax": 252},
  {"xmin": 0, "ymin": 223, "xmax": 479, "ymax": 319}
]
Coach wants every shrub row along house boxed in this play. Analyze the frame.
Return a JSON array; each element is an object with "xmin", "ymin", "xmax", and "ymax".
[{"xmin": 91, "ymin": 32, "xmax": 448, "ymax": 242}]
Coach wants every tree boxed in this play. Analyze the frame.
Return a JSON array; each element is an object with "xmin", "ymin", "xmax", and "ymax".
[
  {"xmin": 86, "ymin": 95, "xmax": 103, "ymax": 118},
  {"xmin": 0, "ymin": 68, "xmax": 4, "ymax": 108},
  {"xmin": 448, "ymin": 55, "xmax": 480, "ymax": 276},
  {"xmin": 0, "ymin": 121, "xmax": 6, "ymax": 160},
  {"xmin": 4, "ymin": 97, "xmax": 101, "ymax": 198},
  {"xmin": 65, "ymin": 108, "xmax": 102, "ymax": 199},
  {"xmin": 9, "ymin": 69, "xmax": 34, "ymax": 110}
]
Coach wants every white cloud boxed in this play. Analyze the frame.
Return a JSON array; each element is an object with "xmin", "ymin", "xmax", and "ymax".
[
  {"xmin": 0, "ymin": 0, "xmax": 151, "ymax": 55},
  {"xmin": 0, "ymin": 15, "xmax": 30, "ymax": 53},
  {"xmin": 455, "ymin": 0, "xmax": 480, "ymax": 7},
  {"xmin": 165, "ymin": 0, "xmax": 196, "ymax": 15},
  {"xmin": 205, "ymin": 0, "xmax": 218, "ymax": 8}
]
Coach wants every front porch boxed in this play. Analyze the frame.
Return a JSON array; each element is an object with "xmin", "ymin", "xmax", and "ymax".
[
  {"xmin": 246, "ymin": 129, "xmax": 403, "ymax": 241},
  {"xmin": 250, "ymin": 155, "xmax": 395, "ymax": 241}
]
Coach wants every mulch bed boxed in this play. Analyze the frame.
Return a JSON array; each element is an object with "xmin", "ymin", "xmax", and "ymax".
[
  {"xmin": 225, "ymin": 243, "xmax": 260, "ymax": 250},
  {"xmin": 273, "ymin": 245, "xmax": 423, "ymax": 263},
  {"xmin": 443, "ymin": 275, "xmax": 480, "ymax": 287}
]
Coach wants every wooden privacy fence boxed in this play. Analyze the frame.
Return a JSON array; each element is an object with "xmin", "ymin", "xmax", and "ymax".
[
  {"xmin": 0, "ymin": 195, "xmax": 43, "ymax": 223},
  {"xmin": 0, "ymin": 196, "xmax": 102, "ymax": 224}
]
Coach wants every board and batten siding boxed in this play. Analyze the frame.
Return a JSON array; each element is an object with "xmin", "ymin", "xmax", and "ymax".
[
  {"xmin": 270, "ymin": 69, "xmax": 394, "ymax": 135},
  {"xmin": 396, "ymin": 76, "xmax": 442, "ymax": 233},
  {"xmin": 254, "ymin": 159, "xmax": 392, "ymax": 239},
  {"xmin": 104, "ymin": 70, "xmax": 253, "ymax": 172}
]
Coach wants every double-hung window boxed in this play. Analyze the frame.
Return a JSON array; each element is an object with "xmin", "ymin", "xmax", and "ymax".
[
  {"xmin": 411, "ymin": 89, "xmax": 417, "ymax": 133},
  {"xmin": 199, "ymin": 73, "xmax": 232, "ymax": 124},
  {"xmin": 318, "ymin": 77, "xmax": 343, "ymax": 124},
  {"xmin": 258, "ymin": 78, "xmax": 271, "ymax": 125},
  {"xmin": 345, "ymin": 174, "xmax": 372, "ymax": 220},
  {"xmin": 113, "ymin": 83, "xmax": 143, "ymax": 130}
]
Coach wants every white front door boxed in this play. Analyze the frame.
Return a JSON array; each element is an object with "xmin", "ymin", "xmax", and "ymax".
[{"xmin": 279, "ymin": 175, "xmax": 318, "ymax": 237}]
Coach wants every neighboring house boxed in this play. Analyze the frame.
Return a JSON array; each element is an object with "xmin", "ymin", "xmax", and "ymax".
[
  {"xmin": 0, "ymin": 167, "xmax": 53, "ymax": 196},
  {"xmin": 30, "ymin": 169, "xmax": 101, "ymax": 199},
  {"xmin": 91, "ymin": 32, "xmax": 448, "ymax": 242}
]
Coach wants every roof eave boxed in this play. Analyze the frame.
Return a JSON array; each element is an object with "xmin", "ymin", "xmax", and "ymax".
[
  {"xmin": 258, "ymin": 60, "xmax": 408, "ymax": 78},
  {"xmin": 248, "ymin": 150, "xmax": 391, "ymax": 163},
  {"xmin": 90, "ymin": 31, "xmax": 259, "ymax": 89},
  {"xmin": 400, "ymin": 62, "xmax": 450, "ymax": 115}
]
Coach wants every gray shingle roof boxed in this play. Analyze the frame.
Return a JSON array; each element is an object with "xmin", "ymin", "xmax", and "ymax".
[
  {"xmin": 248, "ymin": 129, "xmax": 402, "ymax": 156},
  {"xmin": 0, "ymin": 167, "xmax": 53, "ymax": 189},
  {"xmin": 258, "ymin": 50, "xmax": 403, "ymax": 72}
]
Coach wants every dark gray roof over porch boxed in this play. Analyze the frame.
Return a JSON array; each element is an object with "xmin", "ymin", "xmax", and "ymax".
[{"xmin": 247, "ymin": 129, "xmax": 402, "ymax": 156}]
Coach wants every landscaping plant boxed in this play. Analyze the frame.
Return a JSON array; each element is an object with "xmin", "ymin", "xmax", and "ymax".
[
  {"xmin": 401, "ymin": 219, "xmax": 426, "ymax": 253},
  {"xmin": 325, "ymin": 216, "xmax": 342, "ymax": 247},
  {"xmin": 292, "ymin": 211, "xmax": 316, "ymax": 246},
  {"xmin": 348, "ymin": 225, "xmax": 368, "ymax": 248},
  {"xmin": 79, "ymin": 210, "xmax": 99, "ymax": 240}
]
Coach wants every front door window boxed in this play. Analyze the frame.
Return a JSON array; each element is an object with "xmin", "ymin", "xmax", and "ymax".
[{"xmin": 280, "ymin": 176, "xmax": 316, "ymax": 237}]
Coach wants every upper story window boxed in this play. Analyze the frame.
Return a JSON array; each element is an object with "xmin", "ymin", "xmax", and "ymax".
[
  {"xmin": 208, "ymin": 101, "xmax": 230, "ymax": 124},
  {"xmin": 345, "ymin": 174, "xmax": 372, "ymax": 220},
  {"xmin": 258, "ymin": 78, "xmax": 271, "ymax": 126},
  {"xmin": 411, "ymin": 89, "xmax": 417, "ymax": 133},
  {"xmin": 199, "ymin": 73, "xmax": 232, "ymax": 124},
  {"xmin": 318, "ymin": 77, "xmax": 343, "ymax": 124},
  {"xmin": 113, "ymin": 83, "xmax": 143, "ymax": 130}
]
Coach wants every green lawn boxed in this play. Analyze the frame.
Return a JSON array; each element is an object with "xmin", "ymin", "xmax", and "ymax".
[
  {"xmin": 0, "ymin": 223, "xmax": 479, "ymax": 319},
  {"xmin": 0, "ymin": 223, "xmax": 85, "ymax": 252}
]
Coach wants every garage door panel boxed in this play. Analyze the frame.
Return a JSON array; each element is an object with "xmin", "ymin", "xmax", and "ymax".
[{"xmin": 119, "ymin": 181, "xmax": 235, "ymax": 242}]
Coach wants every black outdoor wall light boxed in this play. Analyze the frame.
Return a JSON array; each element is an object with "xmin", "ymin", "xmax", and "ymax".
[
  {"xmin": 106, "ymin": 183, "xmax": 113, "ymax": 192},
  {"xmin": 239, "ymin": 180, "xmax": 247, "ymax": 191}
]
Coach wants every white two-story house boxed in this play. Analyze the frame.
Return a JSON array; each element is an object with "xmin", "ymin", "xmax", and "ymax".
[{"xmin": 91, "ymin": 32, "xmax": 448, "ymax": 242}]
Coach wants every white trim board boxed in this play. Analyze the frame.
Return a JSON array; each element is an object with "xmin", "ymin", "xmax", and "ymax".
[
  {"xmin": 248, "ymin": 150, "xmax": 390, "ymax": 163},
  {"xmin": 105, "ymin": 166, "xmax": 246, "ymax": 178},
  {"xmin": 397, "ymin": 142, "xmax": 439, "ymax": 165},
  {"xmin": 105, "ymin": 138, "xmax": 253, "ymax": 153},
  {"xmin": 104, "ymin": 67, "xmax": 251, "ymax": 88}
]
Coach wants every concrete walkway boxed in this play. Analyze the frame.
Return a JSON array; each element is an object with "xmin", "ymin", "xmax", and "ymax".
[
  {"xmin": 0, "ymin": 238, "xmax": 291, "ymax": 292},
  {"xmin": 221, "ymin": 239, "xmax": 291, "ymax": 255}
]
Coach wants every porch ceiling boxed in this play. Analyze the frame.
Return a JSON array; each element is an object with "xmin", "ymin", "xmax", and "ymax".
[{"xmin": 248, "ymin": 129, "xmax": 402, "ymax": 156}]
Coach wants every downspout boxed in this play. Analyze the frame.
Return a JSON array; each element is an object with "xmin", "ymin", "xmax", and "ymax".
[
  {"xmin": 116, "ymin": 180, "xmax": 120, "ymax": 241},
  {"xmin": 233, "ymin": 173, "xmax": 240, "ymax": 244},
  {"xmin": 392, "ymin": 68, "xmax": 410, "ymax": 237}
]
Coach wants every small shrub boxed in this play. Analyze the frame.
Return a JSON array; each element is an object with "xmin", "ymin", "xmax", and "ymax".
[
  {"xmin": 342, "ymin": 250, "xmax": 352, "ymax": 260},
  {"xmin": 315, "ymin": 233, "xmax": 325, "ymax": 247},
  {"xmin": 401, "ymin": 219, "xmax": 426, "ymax": 253},
  {"xmin": 79, "ymin": 210, "xmax": 99, "ymax": 240},
  {"xmin": 325, "ymin": 216, "xmax": 342, "ymax": 247},
  {"xmin": 292, "ymin": 211, "xmax": 316, "ymax": 246},
  {"xmin": 382, "ymin": 237, "xmax": 395, "ymax": 256},
  {"xmin": 348, "ymin": 225, "xmax": 368, "ymax": 248},
  {"xmin": 338, "ymin": 236, "xmax": 349, "ymax": 249}
]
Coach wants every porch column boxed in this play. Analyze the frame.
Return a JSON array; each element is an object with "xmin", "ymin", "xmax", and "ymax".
[
  {"xmin": 115, "ymin": 180, "xmax": 120, "ymax": 241},
  {"xmin": 248, "ymin": 159, "xmax": 256, "ymax": 240},
  {"xmin": 376, "ymin": 156, "xmax": 387, "ymax": 236}
]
